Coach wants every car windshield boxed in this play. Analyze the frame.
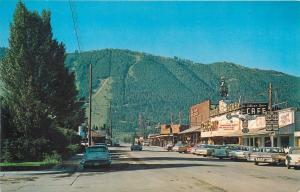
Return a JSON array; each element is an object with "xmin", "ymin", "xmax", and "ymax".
[
  {"xmin": 291, "ymin": 149, "xmax": 300, "ymax": 154},
  {"xmin": 265, "ymin": 148, "xmax": 283, "ymax": 153},
  {"xmin": 86, "ymin": 147, "xmax": 107, "ymax": 153}
]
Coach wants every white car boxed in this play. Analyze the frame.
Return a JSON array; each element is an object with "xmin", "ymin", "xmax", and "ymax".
[
  {"xmin": 229, "ymin": 146, "xmax": 255, "ymax": 161},
  {"xmin": 286, "ymin": 147, "xmax": 300, "ymax": 169}
]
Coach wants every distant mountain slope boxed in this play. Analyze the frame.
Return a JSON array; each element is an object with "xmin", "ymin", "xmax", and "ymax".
[
  {"xmin": 65, "ymin": 49, "xmax": 300, "ymax": 134},
  {"xmin": 1, "ymin": 48, "xmax": 299, "ymax": 134}
]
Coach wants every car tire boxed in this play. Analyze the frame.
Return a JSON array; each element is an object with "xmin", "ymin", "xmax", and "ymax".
[{"xmin": 254, "ymin": 161, "xmax": 258, "ymax": 165}]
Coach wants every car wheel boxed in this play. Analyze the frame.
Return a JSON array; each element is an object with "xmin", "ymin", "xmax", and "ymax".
[{"xmin": 254, "ymin": 161, "xmax": 258, "ymax": 165}]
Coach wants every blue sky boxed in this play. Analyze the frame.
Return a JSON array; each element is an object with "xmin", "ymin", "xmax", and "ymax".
[{"xmin": 0, "ymin": 1, "xmax": 299, "ymax": 76}]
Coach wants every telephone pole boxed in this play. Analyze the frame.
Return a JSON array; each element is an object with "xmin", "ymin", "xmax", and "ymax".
[
  {"xmin": 178, "ymin": 111, "xmax": 182, "ymax": 124},
  {"xmin": 268, "ymin": 82, "xmax": 272, "ymax": 112},
  {"xmin": 109, "ymin": 100, "xmax": 112, "ymax": 140},
  {"xmin": 88, "ymin": 64, "xmax": 92, "ymax": 146},
  {"xmin": 138, "ymin": 113, "xmax": 142, "ymax": 137}
]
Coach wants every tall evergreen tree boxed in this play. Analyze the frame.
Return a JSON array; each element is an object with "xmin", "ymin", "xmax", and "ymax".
[{"xmin": 0, "ymin": 2, "xmax": 84, "ymax": 161}]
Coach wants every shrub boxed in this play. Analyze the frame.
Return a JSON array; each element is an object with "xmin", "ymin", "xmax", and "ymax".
[{"xmin": 43, "ymin": 151, "xmax": 62, "ymax": 164}]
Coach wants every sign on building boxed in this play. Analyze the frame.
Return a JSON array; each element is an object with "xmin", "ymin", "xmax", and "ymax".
[
  {"xmin": 265, "ymin": 111, "xmax": 279, "ymax": 131},
  {"xmin": 278, "ymin": 109, "xmax": 294, "ymax": 127},
  {"xmin": 242, "ymin": 120, "xmax": 249, "ymax": 133},
  {"xmin": 241, "ymin": 103, "xmax": 268, "ymax": 115}
]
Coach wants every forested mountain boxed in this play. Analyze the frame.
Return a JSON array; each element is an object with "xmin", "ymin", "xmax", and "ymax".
[
  {"xmin": 1, "ymin": 48, "xmax": 300, "ymax": 136},
  {"xmin": 65, "ymin": 49, "xmax": 300, "ymax": 135}
]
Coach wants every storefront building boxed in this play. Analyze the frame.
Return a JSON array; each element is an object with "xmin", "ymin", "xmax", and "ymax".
[{"xmin": 199, "ymin": 99, "xmax": 299, "ymax": 147}]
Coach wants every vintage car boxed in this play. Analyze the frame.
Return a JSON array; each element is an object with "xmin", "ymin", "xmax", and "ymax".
[
  {"xmin": 188, "ymin": 144, "xmax": 201, "ymax": 154},
  {"xmin": 131, "ymin": 143, "xmax": 142, "ymax": 151},
  {"xmin": 80, "ymin": 145, "xmax": 111, "ymax": 168},
  {"xmin": 286, "ymin": 147, "xmax": 300, "ymax": 169},
  {"xmin": 254, "ymin": 147, "xmax": 286, "ymax": 165},
  {"xmin": 193, "ymin": 144, "xmax": 215, "ymax": 157},
  {"xmin": 172, "ymin": 143, "xmax": 188, "ymax": 152},
  {"xmin": 247, "ymin": 147, "xmax": 265, "ymax": 162},
  {"xmin": 164, "ymin": 143, "xmax": 174, "ymax": 151},
  {"xmin": 229, "ymin": 146, "xmax": 256, "ymax": 161},
  {"xmin": 211, "ymin": 145, "xmax": 229, "ymax": 159}
]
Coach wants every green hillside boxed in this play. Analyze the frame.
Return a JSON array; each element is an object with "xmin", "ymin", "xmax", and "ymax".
[
  {"xmin": 1, "ymin": 48, "xmax": 300, "ymax": 135},
  {"xmin": 65, "ymin": 49, "xmax": 300, "ymax": 135}
]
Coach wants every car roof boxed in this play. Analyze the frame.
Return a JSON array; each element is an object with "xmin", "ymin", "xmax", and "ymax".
[{"xmin": 88, "ymin": 145, "xmax": 107, "ymax": 148}]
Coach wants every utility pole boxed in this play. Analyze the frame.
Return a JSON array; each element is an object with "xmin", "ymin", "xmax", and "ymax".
[
  {"xmin": 88, "ymin": 64, "xmax": 92, "ymax": 146},
  {"xmin": 268, "ymin": 82, "xmax": 272, "ymax": 112},
  {"xmin": 109, "ymin": 100, "xmax": 112, "ymax": 141},
  {"xmin": 268, "ymin": 82, "xmax": 275, "ymax": 147},
  {"xmin": 138, "ymin": 113, "xmax": 142, "ymax": 138},
  {"xmin": 178, "ymin": 111, "xmax": 182, "ymax": 124}
]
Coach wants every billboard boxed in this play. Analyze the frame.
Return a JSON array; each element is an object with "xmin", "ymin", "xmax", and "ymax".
[
  {"xmin": 190, "ymin": 100, "xmax": 210, "ymax": 126},
  {"xmin": 210, "ymin": 111, "xmax": 240, "ymax": 131},
  {"xmin": 248, "ymin": 116, "xmax": 266, "ymax": 129},
  {"xmin": 278, "ymin": 109, "xmax": 294, "ymax": 127}
]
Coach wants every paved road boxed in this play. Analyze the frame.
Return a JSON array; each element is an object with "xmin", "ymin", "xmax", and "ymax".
[{"xmin": 1, "ymin": 146, "xmax": 300, "ymax": 192}]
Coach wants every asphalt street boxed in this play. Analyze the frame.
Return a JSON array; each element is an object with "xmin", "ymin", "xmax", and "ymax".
[{"xmin": 1, "ymin": 145, "xmax": 300, "ymax": 192}]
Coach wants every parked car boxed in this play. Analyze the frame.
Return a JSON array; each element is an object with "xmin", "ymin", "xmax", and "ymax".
[
  {"xmin": 193, "ymin": 144, "xmax": 215, "ymax": 156},
  {"xmin": 188, "ymin": 144, "xmax": 200, "ymax": 154},
  {"xmin": 164, "ymin": 143, "xmax": 174, "ymax": 151},
  {"xmin": 143, "ymin": 141, "xmax": 150, "ymax": 146},
  {"xmin": 211, "ymin": 145, "xmax": 229, "ymax": 159},
  {"xmin": 131, "ymin": 143, "xmax": 142, "ymax": 151},
  {"xmin": 111, "ymin": 140, "xmax": 120, "ymax": 147},
  {"xmin": 80, "ymin": 145, "xmax": 111, "ymax": 168},
  {"xmin": 286, "ymin": 147, "xmax": 300, "ymax": 169},
  {"xmin": 186, "ymin": 145, "xmax": 194, "ymax": 153},
  {"xmin": 178, "ymin": 144, "xmax": 189, "ymax": 153},
  {"xmin": 254, "ymin": 147, "xmax": 286, "ymax": 165},
  {"xmin": 172, "ymin": 143, "xmax": 188, "ymax": 153},
  {"xmin": 229, "ymin": 146, "xmax": 255, "ymax": 161},
  {"xmin": 246, "ymin": 147, "xmax": 265, "ymax": 162},
  {"xmin": 94, "ymin": 143, "xmax": 107, "ymax": 147}
]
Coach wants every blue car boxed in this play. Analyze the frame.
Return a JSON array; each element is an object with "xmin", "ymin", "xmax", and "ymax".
[
  {"xmin": 131, "ymin": 144, "xmax": 142, "ymax": 151},
  {"xmin": 81, "ymin": 145, "xmax": 111, "ymax": 168}
]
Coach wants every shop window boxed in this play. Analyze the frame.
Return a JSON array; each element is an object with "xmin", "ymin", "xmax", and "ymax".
[
  {"xmin": 265, "ymin": 137, "xmax": 271, "ymax": 147},
  {"xmin": 281, "ymin": 136, "xmax": 289, "ymax": 147}
]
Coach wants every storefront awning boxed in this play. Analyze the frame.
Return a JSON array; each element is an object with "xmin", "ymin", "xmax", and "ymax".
[{"xmin": 178, "ymin": 126, "xmax": 201, "ymax": 135}]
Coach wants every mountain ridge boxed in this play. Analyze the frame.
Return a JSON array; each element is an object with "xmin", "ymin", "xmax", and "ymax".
[{"xmin": 1, "ymin": 47, "xmax": 299, "ymax": 136}]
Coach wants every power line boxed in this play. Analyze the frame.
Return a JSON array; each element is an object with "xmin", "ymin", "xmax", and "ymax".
[{"xmin": 68, "ymin": 0, "xmax": 81, "ymax": 52}]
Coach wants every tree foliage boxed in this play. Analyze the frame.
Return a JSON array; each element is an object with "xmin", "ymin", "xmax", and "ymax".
[{"xmin": 0, "ymin": 2, "xmax": 84, "ymax": 161}]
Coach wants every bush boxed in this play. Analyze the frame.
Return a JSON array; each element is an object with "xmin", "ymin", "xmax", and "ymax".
[
  {"xmin": 66, "ymin": 144, "xmax": 81, "ymax": 156},
  {"xmin": 43, "ymin": 151, "xmax": 62, "ymax": 164}
]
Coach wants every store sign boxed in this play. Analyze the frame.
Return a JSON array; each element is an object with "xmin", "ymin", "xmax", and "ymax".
[
  {"xmin": 248, "ymin": 116, "xmax": 266, "ymax": 129},
  {"xmin": 209, "ymin": 101, "xmax": 240, "ymax": 117},
  {"xmin": 241, "ymin": 103, "xmax": 268, "ymax": 115},
  {"xmin": 242, "ymin": 120, "xmax": 248, "ymax": 129},
  {"xmin": 266, "ymin": 111, "xmax": 279, "ymax": 131},
  {"xmin": 242, "ymin": 128, "xmax": 249, "ymax": 133},
  {"xmin": 278, "ymin": 110, "xmax": 294, "ymax": 127}
]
